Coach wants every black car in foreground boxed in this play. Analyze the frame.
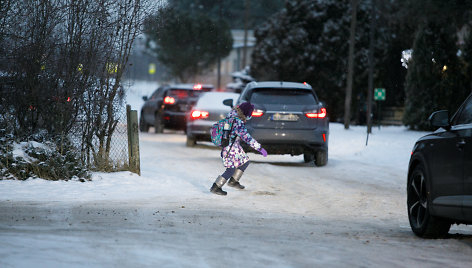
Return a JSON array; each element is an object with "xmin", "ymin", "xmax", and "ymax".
[
  {"xmin": 407, "ymin": 93, "xmax": 472, "ymax": 238},
  {"xmin": 140, "ymin": 84, "xmax": 213, "ymax": 133},
  {"xmin": 227, "ymin": 81, "xmax": 329, "ymax": 166}
]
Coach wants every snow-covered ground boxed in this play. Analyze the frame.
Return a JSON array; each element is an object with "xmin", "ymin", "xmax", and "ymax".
[{"xmin": 1, "ymin": 81, "xmax": 472, "ymax": 267}]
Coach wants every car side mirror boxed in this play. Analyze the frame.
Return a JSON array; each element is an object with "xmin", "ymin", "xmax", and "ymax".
[
  {"xmin": 142, "ymin": 96, "xmax": 148, "ymax": 101},
  {"xmin": 223, "ymin": 98, "xmax": 233, "ymax": 108},
  {"xmin": 429, "ymin": 110, "xmax": 450, "ymax": 129}
]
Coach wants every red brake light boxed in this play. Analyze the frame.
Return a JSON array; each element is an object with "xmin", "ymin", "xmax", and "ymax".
[
  {"xmin": 190, "ymin": 110, "xmax": 209, "ymax": 120},
  {"xmin": 305, "ymin": 108, "xmax": 327, "ymax": 118},
  {"xmin": 164, "ymin": 96, "xmax": 175, "ymax": 104},
  {"xmin": 193, "ymin": 84, "xmax": 202, "ymax": 90},
  {"xmin": 251, "ymin": 109, "xmax": 264, "ymax": 117}
]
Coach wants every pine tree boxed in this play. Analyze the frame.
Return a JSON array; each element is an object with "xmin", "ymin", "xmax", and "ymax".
[
  {"xmin": 251, "ymin": 0, "xmax": 372, "ymax": 121},
  {"xmin": 167, "ymin": 0, "xmax": 284, "ymax": 29},
  {"xmin": 462, "ymin": 27, "xmax": 472, "ymax": 94},
  {"xmin": 144, "ymin": 7, "xmax": 233, "ymax": 82},
  {"xmin": 404, "ymin": 21, "xmax": 468, "ymax": 130}
]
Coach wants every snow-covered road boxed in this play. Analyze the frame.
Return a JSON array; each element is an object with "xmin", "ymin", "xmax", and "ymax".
[{"xmin": 1, "ymin": 123, "xmax": 472, "ymax": 267}]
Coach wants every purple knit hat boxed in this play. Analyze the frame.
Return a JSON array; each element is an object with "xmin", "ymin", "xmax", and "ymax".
[{"xmin": 238, "ymin": 102, "xmax": 254, "ymax": 117}]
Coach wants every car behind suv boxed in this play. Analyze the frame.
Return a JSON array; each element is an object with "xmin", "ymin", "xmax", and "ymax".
[
  {"xmin": 140, "ymin": 84, "xmax": 213, "ymax": 133},
  {"xmin": 228, "ymin": 81, "xmax": 329, "ymax": 166},
  {"xmin": 407, "ymin": 93, "xmax": 472, "ymax": 237},
  {"xmin": 186, "ymin": 91, "xmax": 239, "ymax": 147}
]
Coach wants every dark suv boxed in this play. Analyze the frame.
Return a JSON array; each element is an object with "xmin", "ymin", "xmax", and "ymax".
[
  {"xmin": 407, "ymin": 93, "xmax": 472, "ymax": 238},
  {"xmin": 140, "ymin": 84, "xmax": 213, "ymax": 133},
  {"xmin": 228, "ymin": 81, "xmax": 329, "ymax": 166}
]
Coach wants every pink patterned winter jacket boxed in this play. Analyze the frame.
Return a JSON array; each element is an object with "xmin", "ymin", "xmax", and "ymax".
[{"xmin": 221, "ymin": 109, "xmax": 261, "ymax": 168}]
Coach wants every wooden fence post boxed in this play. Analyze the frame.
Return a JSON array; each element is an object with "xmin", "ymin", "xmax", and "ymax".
[{"xmin": 127, "ymin": 105, "xmax": 141, "ymax": 175}]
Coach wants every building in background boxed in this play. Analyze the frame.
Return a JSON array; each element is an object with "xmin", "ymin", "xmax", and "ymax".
[{"xmin": 129, "ymin": 30, "xmax": 256, "ymax": 89}]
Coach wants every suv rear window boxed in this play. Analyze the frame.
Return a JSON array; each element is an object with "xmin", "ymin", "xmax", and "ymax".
[{"xmin": 249, "ymin": 89, "xmax": 317, "ymax": 105}]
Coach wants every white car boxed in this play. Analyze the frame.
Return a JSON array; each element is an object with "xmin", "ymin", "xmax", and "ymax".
[{"xmin": 186, "ymin": 92, "xmax": 240, "ymax": 147}]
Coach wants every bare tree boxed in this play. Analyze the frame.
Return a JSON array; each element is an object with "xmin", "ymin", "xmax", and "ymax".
[
  {"xmin": 0, "ymin": 0, "xmax": 158, "ymax": 170},
  {"xmin": 87, "ymin": 0, "xmax": 154, "ymax": 168},
  {"xmin": 74, "ymin": 0, "xmax": 158, "ymax": 169}
]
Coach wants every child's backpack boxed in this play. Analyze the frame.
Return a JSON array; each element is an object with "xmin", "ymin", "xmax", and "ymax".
[{"xmin": 211, "ymin": 118, "xmax": 234, "ymax": 147}]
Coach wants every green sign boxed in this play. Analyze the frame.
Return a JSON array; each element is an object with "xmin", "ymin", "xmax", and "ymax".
[{"xmin": 374, "ymin": 88, "xmax": 386, "ymax": 101}]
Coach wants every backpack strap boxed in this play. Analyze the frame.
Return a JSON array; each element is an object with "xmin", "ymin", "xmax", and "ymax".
[{"xmin": 221, "ymin": 118, "xmax": 237, "ymax": 158}]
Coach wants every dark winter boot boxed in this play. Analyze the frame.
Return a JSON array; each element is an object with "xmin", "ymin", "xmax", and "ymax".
[
  {"xmin": 210, "ymin": 176, "xmax": 227, "ymax": 195},
  {"xmin": 227, "ymin": 169, "xmax": 245, "ymax": 189}
]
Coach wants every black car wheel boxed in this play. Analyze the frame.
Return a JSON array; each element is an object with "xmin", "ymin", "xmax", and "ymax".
[
  {"xmin": 139, "ymin": 114, "xmax": 149, "ymax": 132},
  {"xmin": 186, "ymin": 135, "xmax": 196, "ymax": 147},
  {"xmin": 154, "ymin": 113, "xmax": 164, "ymax": 133},
  {"xmin": 407, "ymin": 164, "xmax": 451, "ymax": 238},
  {"xmin": 314, "ymin": 150, "xmax": 327, "ymax": 167}
]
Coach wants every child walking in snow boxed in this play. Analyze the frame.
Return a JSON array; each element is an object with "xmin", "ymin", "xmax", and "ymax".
[{"xmin": 210, "ymin": 102, "xmax": 267, "ymax": 195}]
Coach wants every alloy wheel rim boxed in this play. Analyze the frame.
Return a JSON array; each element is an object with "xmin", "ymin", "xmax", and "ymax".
[{"xmin": 408, "ymin": 171, "xmax": 427, "ymax": 228}]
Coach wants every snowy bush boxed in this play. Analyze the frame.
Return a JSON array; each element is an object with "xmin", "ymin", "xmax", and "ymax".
[{"xmin": 0, "ymin": 129, "xmax": 90, "ymax": 181}]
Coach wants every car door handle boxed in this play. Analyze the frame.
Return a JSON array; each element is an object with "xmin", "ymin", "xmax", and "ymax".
[{"xmin": 456, "ymin": 140, "xmax": 466, "ymax": 148}]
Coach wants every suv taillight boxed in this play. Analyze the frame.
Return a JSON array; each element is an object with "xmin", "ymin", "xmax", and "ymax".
[
  {"xmin": 190, "ymin": 110, "xmax": 209, "ymax": 120},
  {"xmin": 305, "ymin": 108, "xmax": 327, "ymax": 118},
  {"xmin": 164, "ymin": 96, "xmax": 175, "ymax": 104},
  {"xmin": 251, "ymin": 109, "xmax": 264, "ymax": 117}
]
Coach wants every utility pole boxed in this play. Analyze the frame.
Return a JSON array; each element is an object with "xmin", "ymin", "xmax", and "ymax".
[
  {"xmin": 242, "ymin": 0, "xmax": 250, "ymax": 69},
  {"xmin": 366, "ymin": 0, "xmax": 376, "ymax": 140},
  {"xmin": 344, "ymin": 0, "xmax": 358, "ymax": 130},
  {"xmin": 217, "ymin": 0, "xmax": 223, "ymax": 90}
]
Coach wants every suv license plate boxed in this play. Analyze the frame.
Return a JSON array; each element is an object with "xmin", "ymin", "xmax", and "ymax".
[{"xmin": 271, "ymin": 113, "xmax": 299, "ymax": 121}]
